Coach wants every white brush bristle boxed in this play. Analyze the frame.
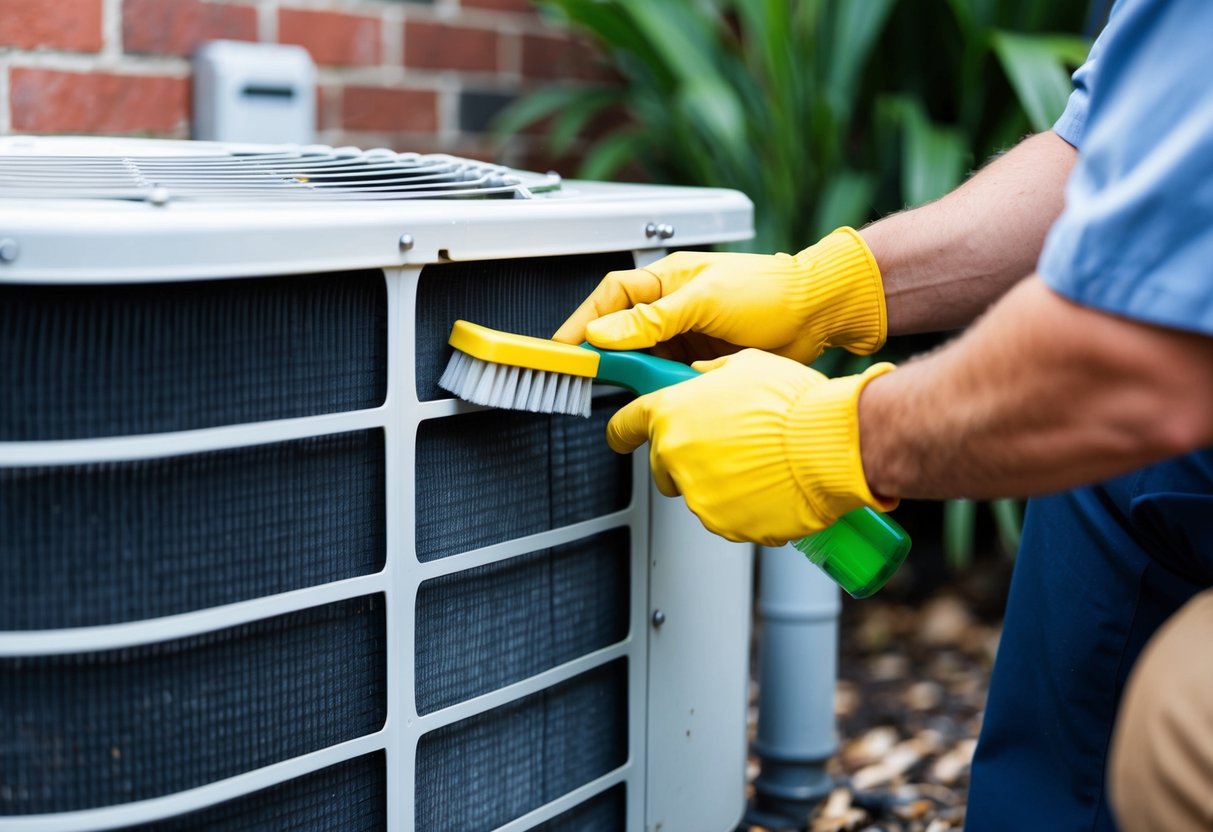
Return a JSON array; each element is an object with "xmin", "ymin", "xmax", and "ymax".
[{"xmin": 438, "ymin": 349, "xmax": 593, "ymax": 418}]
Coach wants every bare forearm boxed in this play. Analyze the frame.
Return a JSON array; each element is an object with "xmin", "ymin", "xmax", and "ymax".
[
  {"xmin": 859, "ymin": 278, "xmax": 1213, "ymax": 499},
  {"xmin": 861, "ymin": 131, "xmax": 1078, "ymax": 335}
]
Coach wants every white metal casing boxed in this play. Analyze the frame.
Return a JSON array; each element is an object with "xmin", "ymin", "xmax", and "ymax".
[{"xmin": 0, "ymin": 137, "xmax": 755, "ymax": 832}]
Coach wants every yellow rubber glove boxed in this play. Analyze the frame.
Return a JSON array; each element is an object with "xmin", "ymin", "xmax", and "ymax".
[
  {"xmin": 553, "ymin": 227, "xmax": 887, "ymax": 365},
  {"xmin": 607, "ymin": 349, "xmax": 897, "ymax": 546}
]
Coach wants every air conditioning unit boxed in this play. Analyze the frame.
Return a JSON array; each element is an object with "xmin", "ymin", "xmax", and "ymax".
[{"xmin": 0, "ymin": 136, "xmax": 755, "ymax": 832}]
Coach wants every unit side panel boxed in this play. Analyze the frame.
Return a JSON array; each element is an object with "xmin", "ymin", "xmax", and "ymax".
[
  {"xmin": 634, "ymin": 246, "xmax": 753, "ymax": 832},
  {"xmin": 644, "ymin": 485, "xmax": 753, "ymax": 832},
  {"xmin": 404, "ymin": 252, "xmax": 650, "ymax": 832}
]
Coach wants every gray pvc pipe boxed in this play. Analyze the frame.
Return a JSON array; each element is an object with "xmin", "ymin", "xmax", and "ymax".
[{"xmin": 751, "ymin": 543, "xmax": 841, "ymax": 820}]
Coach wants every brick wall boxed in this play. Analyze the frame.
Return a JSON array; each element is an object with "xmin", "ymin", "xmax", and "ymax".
[{"xmin": 0, "ymin": 0, "xmax": 610, "ymax": 171}]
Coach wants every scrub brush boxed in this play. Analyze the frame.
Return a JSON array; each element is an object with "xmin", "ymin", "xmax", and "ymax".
[
  {"xmin": 437, "ymin": 319, "xmax": 910, "ymax": 598},
  {"xmin": 438, "ymin": 319, "xmax": 698, "ymax": 418}
]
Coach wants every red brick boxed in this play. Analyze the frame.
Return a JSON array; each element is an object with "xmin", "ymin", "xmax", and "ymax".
[
  {"xmin": 10, "ymin": 69, "xmax": 188, "ymax": 134},
  {"xmin": 342, "ymin": 86, "xmax": 438, "ymax": 133},
  {"xmin": 123, "ymin": 0, "xmax": 257, "ymax": 56},
  {"xmin": 0, "ymin": 0, "xmax": 102, "ymax": 51},
  {"xmin": 404, "ymin": 21, "xmax": 498, "ymax": 73},
  {"xmin": 521, "ymin": 31, "xmax": 611, "ymax": 81},
  {"xmin": 278, "ymin": 8, "xmax": 380, "ymax": 67},
  {"xmin": 461, "ymin": 0, "xmax": 536, "ymax": 13}
]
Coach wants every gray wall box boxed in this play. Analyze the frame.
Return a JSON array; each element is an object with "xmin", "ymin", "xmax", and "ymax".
[{"xmin": 194, "ymin": 41, "xmax": 316, "ymax": 144}]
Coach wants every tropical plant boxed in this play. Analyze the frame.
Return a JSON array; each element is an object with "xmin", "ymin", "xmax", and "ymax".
[
  {"xmin": 495, "ymin": 0, "xmax": 1092, "ymax": 566},
  {"xmin": 497, "ymin": 0, "xmax": 1089, "ymax": 252}
]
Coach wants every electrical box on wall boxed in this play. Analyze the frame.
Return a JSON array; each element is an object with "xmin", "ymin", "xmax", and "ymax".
[{"xmin": 193, "ymin": 41, "xmax": 316, "ymax": 144}]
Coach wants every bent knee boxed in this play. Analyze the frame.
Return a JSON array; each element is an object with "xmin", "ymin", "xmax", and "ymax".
[{"xmin": 1110, "ymin": 590, "xmax": 1213, "ymax": 831}]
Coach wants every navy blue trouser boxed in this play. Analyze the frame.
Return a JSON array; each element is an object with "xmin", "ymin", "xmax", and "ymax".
[{"xmin": 966, "ymin": 450, "xmax": 1213, "ymax": 831}]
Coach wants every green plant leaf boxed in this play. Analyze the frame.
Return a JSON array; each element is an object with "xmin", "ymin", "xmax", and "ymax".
[
  {"xmin": 944, "ymin": 498, "xmax": 977, "ymax": 571},
  {"xmin": 548, "ymin": 88, "xmax": 626, "ymax": 157},
  {"xmin": 511, "ymin": 0, "xmax": 1088, "ymax": 257},
  {"xmin": 677, "ymin": 78, "xmax": 749, "ymax": 161},
  {"xmin": 620, "ymin": 0, "xmax": 724, "ymax": 87},
  {"xmin": 540, "ymin": 0, "xmax": 648, "ymax": 53},
  {"xmin": 1038, "ymin": 33, "xmax": 1092, "ymax": 66},
  {"xmin": 826, "ymin": 0, "xmax": 898, "ymax": 111},
  {"xmin": 490, "ymin": 85, "xmax": 592, "ymax": 142},
  {"xmin": 578, "ymin": 129, "xmax": 648, "ymax": 181},
  {"xmin": 887, "ymin": 97, "xmax": 969, "ymax": 206},
  {"xmin": 989, "ymin": 498, "xmax": 1022, "ymax": 557},
  {"xmin": 812, "ymin": 170, "xmax": 876, "ymax": 238},
  {"xmin": 983, "ymin": 104, "xmax": 1032, "ymax": 159},
  {"xmin": 537, "ymin": 0, "xmax": 675, "ymax": 89},
  {"xmin": 947, "ymin": 0, "xmax": 997, "ymax": 34},
  {"xmin": 991, "ymin": 30, "xmax": 1082, "ymax": 132},
  {"xmin": 733, "ymin": 0, "xmax": 795, "ymax": 88}
]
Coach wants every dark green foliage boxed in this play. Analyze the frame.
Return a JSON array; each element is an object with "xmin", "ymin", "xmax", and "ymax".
[{"xmin": 496, "ymin": 0, "xmax": 1089, "ymax": 254}]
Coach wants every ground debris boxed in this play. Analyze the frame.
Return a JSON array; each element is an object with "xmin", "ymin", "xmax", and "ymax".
[
  {"xmin": 809, "ymin": 789, "xmax": 870, "ymax": 832},
  {"xmin": 918, "ymin": 596, "xmax": 974, "ymax": 648}
]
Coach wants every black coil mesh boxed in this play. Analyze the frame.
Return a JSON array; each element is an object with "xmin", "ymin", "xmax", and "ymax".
[
  {"xmin": 411, "ymin": 254, "xmax": 635, "ymax": 828},
  {"xmin": 0, "ymin": 431, "xmax": 386, "ymax": 630},
  {"xmin": 119, "ymin": 753, "xmax": 386, "ymax": 832},
  {"xmin": 0, "ymin": 252, "xmax": 637, "ymax": 826},
  {"xmin": 0, "ymin": 595, "xmax": 387, "ymax": 815},
  {"xmin": 415, "ymin": 659, "xmax": 628, "ymax": 832},
  {"xmin": 0, "ymin": 272, "xmax": 387, "ymax": 440},
  {"xmin": 413, "ymin": 252, "xmax": 633, "ymax": 401},
  {"xmin": 415, "ymin": 395, "xmax": 631, "ymax": 561},
  {"xmin": 533, "ymin": 784, "xmax": 626, "ymax": 832},
  {"xmin": 415, "ymin": 527, "xmax": 630, "ymax": 715}
]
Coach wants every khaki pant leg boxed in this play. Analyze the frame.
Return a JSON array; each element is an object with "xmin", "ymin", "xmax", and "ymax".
[{"xmin": 1109, "ymin": 588, "xmax": 1213, "ymax": 831}]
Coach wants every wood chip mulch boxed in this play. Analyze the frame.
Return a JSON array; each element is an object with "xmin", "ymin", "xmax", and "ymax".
[{"xmin": 746, "ymin": 591, "xmax": 1003, "ymax": 832}]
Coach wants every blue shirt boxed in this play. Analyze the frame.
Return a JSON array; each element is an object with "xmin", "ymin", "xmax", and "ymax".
[{"xmin": 1039, "ymin": 0, "xmax": 1213, "ymax": 336}]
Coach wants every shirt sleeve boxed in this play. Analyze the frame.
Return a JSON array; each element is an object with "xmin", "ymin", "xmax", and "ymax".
[
  {"xmin": 1038, "ymin": 0, "xmax": 1213, "ymax": 337},
  {"xmin": 1052, "ymin": 36, "xmax": 1101, "ymax": 149}
]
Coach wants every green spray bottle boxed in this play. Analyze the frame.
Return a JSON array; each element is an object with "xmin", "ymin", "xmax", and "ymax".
[{"xmin": 585, "ymin": 345, "xmax": 910, "ymax": 598}]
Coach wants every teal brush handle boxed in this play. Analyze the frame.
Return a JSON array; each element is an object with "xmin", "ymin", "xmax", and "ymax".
[{"xmin": 584, "ymin": 345, "xmax": 910, "ymax": 599}]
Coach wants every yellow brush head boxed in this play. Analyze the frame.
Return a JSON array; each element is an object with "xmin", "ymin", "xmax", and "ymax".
[
  {"xmin": 447, "ymin": 320, "xmax": 600, "ymax": 377},
  {"xmin": 438, "ymin": 320, "xmax": 600, "ymax": 417}
]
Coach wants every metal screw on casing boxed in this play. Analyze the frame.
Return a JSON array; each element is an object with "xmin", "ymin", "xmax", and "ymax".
[
  {"xmin": 652, "ymin": 609, "xmax": 667, "ymax": 628},
  {"xmin": 0, "ymin": 239, "xmax": 18, "ymax": 263},
  {"xmin": 148, "ymin": 187, "xmax": 171, "ymax": 207},
  {"xmin": 644, "ymin": 222, "xmax": 676, "ymax": 241},
  {"xmin": 399, "ymin": 233, "xmax": 415, "ymax": 251}
]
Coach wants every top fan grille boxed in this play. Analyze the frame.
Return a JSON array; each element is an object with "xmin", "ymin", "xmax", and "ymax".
[{"xmin": 0, "ymin": 146, "xmax": 560, "ymax": 203}]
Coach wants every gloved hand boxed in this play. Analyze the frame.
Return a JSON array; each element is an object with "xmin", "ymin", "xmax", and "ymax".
[
  {"xmin": 607, "ymin": 349, "xmax": 897, "ymax": 546},
  {"xmin": 553, "ymin": 227, "xmax": 887, "ymax": 365}
]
